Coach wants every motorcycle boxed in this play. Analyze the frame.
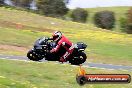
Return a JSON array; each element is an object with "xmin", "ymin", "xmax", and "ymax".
[{"xmin": 27, "ymin": 37, "xmax": 87, "ymax": 65}]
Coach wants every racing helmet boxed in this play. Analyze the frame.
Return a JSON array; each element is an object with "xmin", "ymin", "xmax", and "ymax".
[{"xmin": 52, "ymin": 31, "xmax": 62, "ymax": 41}]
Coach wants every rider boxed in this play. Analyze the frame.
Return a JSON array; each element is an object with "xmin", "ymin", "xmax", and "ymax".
[{"xmin": 50, "ymin": 31, "xmax": 74, "ymax": 62}]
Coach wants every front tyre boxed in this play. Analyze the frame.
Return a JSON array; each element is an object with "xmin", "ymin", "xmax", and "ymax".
[
  {"xmin": 69, "ymin": 52, "xmax": 87, "ymax": 65},
  {"xmin": 27, "ymin": 50, "xmax": 43, "ymax": 61}
]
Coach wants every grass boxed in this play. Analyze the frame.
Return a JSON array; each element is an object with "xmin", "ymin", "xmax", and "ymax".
[
  {"xmin": 67, "ymin": 30, "xmax": 132, "ymax": 65},
  {"xmin": 0, "ymin": 28, "xmax": 49, "ymax": 47},
  {"xmin": 68, "ymin": 6, "xmax": 132, "ymax": 32},
  {"xmin": 0, "ymin": 59, "xmax": 132, "ymax": 88},
  {"xmin": 0, "ymin": 27, "xmax": 51, "ymax": 55},
  {"xmin": 85, "ymin": 6, "xmax": 130, "ymax": 21},
  {"xmin": 85, "ymin": 6, "xmax": 131, "ymax": 32},
  {"xmin": 0, "ymin": 7, "xmax": 132, "ymax": 65},
  {"xmin": 0, "ymin": 6, "xmax": 132, "ymax": 88}
]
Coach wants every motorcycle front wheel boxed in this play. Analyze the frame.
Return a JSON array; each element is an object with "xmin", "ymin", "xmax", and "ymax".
[{"xmin": 27, "ymin": 50, "xmax": 43, "ymax": 61}]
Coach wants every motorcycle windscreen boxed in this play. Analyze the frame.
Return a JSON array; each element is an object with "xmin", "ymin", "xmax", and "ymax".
[{"xmin": 34, "ymin": 37, "xmax": 46, "ymax": 46}]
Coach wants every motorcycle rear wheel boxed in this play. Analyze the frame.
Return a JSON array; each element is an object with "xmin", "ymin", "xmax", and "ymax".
[{"xmin": 69, "ymin": 52, "xmax": 87, "ymax": 65}]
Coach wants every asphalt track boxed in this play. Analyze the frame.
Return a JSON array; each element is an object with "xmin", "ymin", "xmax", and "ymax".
[{"xmin": 0, "ymin": 54, "xmax": 132, "ymax": 71}]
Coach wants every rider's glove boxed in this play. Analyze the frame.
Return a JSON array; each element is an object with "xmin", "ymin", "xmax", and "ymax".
[{"xmin": 48, "ymin": 37, "xmax": 53, "ymax": 40}]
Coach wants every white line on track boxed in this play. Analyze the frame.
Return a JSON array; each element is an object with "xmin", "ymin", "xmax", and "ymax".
[{"xmin": 0, "ymin": 54, "xmax": 132, "ymax": 71}]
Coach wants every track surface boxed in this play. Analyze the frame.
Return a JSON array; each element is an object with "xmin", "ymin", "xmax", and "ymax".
[{"xmin": 0, "ymin": 54, "xmax": 132, "ymax": 71}]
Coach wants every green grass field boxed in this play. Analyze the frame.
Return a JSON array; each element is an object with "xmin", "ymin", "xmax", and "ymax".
[
  {"xmin": 85, "ymin": 6, "xmax": 130, "ymax": 21},
  {"xmin": 0, "ymin": 6, "xmax": 132, "ymax": 88},
  {"xmin": 86, "ymin": 6, "xmax": 131, "ymax": 32},
  {"xmin": 68, "ymin": 6, "xmax": 131, "ymax": 32},
  {"xmin": 0, "ymin": 59, "xmax": 132, "ymax": 88},
  {"xmin": 0, "ymin": 7, "xmax": 132, "ymax": 65}
]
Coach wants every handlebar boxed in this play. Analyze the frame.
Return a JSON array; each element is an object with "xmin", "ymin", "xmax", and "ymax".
[{"xmin": 47, "ymin": 37, "xmax": 53, "ymax": 40}]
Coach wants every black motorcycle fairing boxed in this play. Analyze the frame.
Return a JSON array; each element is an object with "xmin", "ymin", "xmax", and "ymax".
[
  {"xmin": 35, "ymin": 37, "xmax": 48, "ymax": 45},
  {"xmin": 34, "ymin": 37, "xmax": 48, "ymax": 48},
  {"xmin": 76, "ymin": 42, "xmax": 87, "ymax": 51}
]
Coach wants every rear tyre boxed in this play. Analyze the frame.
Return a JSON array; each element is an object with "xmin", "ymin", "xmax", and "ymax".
[
  {"xmin": 69, "ymin": 52, "xmax": 87, "ymax": 65},
  {"xmin": 27, "ymin": 50, "xmax": 43, "ymax": 61},
  {"xmin": 79, "ymin": 52, "xmax": 87, "ymax": 63}
]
